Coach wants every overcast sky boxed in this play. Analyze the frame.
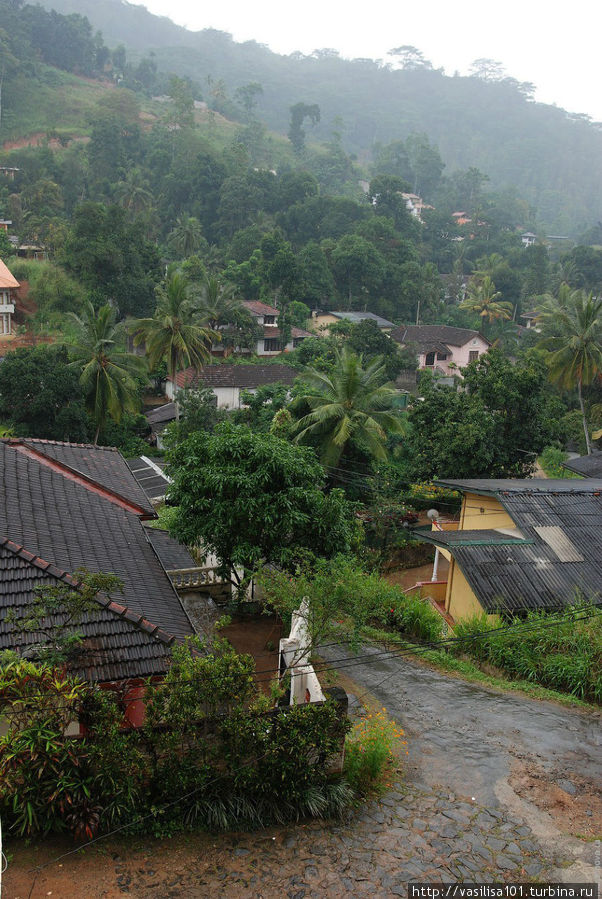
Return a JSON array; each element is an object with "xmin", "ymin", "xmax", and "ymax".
[{"xmin": 138, "ymin": 0, "xmax": 602, "ymax": 121}]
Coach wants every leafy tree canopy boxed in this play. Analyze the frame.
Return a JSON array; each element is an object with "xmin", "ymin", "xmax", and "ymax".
[
  {"xmin": 0, "ymin": 345, "xmax": 89, "ymax": 441},
  {"xmin": 403, "ymin": 348, "xmax": 565, "ymax": 480},
  {"xmin": 166, "ymin": 422, "xmax": 357, "ymax": 588}
]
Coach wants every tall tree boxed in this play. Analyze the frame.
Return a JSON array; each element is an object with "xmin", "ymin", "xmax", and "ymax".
[
  {"xmin": 288, "ymin": 102, "xmax": 320, "ymax": 155},
  {"xmin": 168, "ymin": 215, "xmax": 205, "ymax": 259},
  {"xmin": 460, "ymin": 276, "xmax": 513, "ymax": 325},
  {"xmin": 291, "ymin": 348, "xmax": 406, "ymax": 467},
  {"xmin": 67, "ymin": 301, "xmax": 147, "ymax": 443},
  {"xmin": 167, "ymin": 423, "xmax": 355, "ymax": 595},
  {"xmin": 130, "ymin": 271, "xmax": 217, "ymax": 400},
  {"xmin": 537, "ymin": 290, "xmax": 602, "ymax": 455}
]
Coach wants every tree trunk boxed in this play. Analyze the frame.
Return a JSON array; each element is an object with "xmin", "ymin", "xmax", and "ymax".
[
  {"xmin": 578, "ymin": 377, "xmax": 592, "ymax": 455},
  {"xmin": 94, "ymin": 423, "xmax": 101, "ymax": 445}
]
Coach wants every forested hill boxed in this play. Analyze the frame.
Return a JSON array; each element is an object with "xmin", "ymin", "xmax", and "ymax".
[{"xmin": 36, "ymin": 0, "xmax": 602, "ymax": 235}]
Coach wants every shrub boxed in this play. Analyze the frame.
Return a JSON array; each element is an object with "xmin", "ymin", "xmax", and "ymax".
[
  {"xmin": 538, "ymin": 446, "xmax": 580, "ymax": 479},
  {"xmin": 258, "ymin": 554, "xmax": 444, "ymax": 647},
  {"xmin": 344, "ymin": 708, "xmax": 406, "ymax": 795},
  {"xmin": 0, "ymin": 662, "xmax": 92, "ymax": 837},
  {"xmin": 452, "ymin": 605, "xmax": 602, "ymax": 703}
]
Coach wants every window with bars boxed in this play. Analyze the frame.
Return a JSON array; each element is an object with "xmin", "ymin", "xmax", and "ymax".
[{"xmin": 263, "ymin": 338, "xmax": 281, "ymax": 352}]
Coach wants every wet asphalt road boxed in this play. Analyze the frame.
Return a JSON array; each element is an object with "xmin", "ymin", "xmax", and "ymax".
[{"xmin": 321, "ymin": 643, "xmax": 602, "ymax": 803}]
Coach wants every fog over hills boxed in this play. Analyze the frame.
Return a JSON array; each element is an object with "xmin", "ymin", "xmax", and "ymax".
[{"xmin": 31, "ymin": 0, "xmax": 602, "ymax": 232}]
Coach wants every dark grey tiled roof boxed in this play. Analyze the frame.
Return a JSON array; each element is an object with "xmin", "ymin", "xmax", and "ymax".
[
  {"xmin": 146, "ymin": 528, "xmax": 197, "ymax": 570},
  {"xmin": 21, "ymin": 439, "xmax": 155, "ymax": 517},
  {"xmin": 171, "ymin": 363, "xmax": 297, "ymax": 389},
  {"xmin": 390, "ymin": 324, "xmax": 490, "ymax": 351},
  {"xmin": 145, "ymin": 402, "xmax": 177, "ymax": 426},
  {"xmin": 126, "ymin": 457, "xmax": 171, "ymax": 502},
  {"xmin": 0, "ymin": 441, "xmax": 194, "ymax": 640},
  {"xmin": 0, "ymin": 539, "xmax": 177, "ymax": 683},
  {"xmin": 431, "ymin": 487, "xmax": 602, "ymax": 613},
  {"xmin": 562, "ymin": 452, "xmax": 602, "ymax": 478}
]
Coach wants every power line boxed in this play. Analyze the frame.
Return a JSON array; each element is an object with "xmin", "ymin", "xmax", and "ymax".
[{"xmin": 7, "ymin": 602, "xmax": 600, "ymax": 713}]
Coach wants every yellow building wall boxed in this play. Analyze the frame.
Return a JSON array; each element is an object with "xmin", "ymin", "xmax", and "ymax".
[
  {"xmin": 309, "ymin": 313, "xmax": 339, "ymax": 335},
  {"xmin": 459, "ymin": 492, "xmax": 514, "ymax": 530},
  {"xmin": 445, "ymin": 559, "xmax": 488, "ymax": 620}
]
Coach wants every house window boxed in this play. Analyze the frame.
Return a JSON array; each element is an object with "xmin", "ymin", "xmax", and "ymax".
[
  {"xmin": 468, "ymin": 350, "xmax": 479, "ymax": 362},
  {"xmin": 436, "ymin": 352, "xmax": 448, "ymax": 361},
  {"xmin": 263, "ymin": 315, "xmax": 276, "ymax": 325},
  {"xmin": 293, "ymin": 337, "xmax": 306, "ymax": 348},
  {"xmin": 263, "ymin": 338, "xmax": 281, "ymax": 352},
  {"xmin": 425, "ymin": 352, "xmax": 435, "ymax": 366},
  {"xmin": 1, "ymin": 313, "xmax": 10, "ymax": 335}
]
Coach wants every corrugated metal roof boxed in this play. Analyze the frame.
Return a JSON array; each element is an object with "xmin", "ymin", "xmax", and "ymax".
[
  {"xmin": 126, "ymin": 456, "xmax": 171, "ymax": 501},
  {"xmin": 436, "ymin": 478, "xmax": 602, "ymax": 495},
  {"xmin": 418, "ymin": 528, "xmax": 533, "ymax": 548},
  {"xmin": 446, "ymin": 490, "xmax": 602, "ymax": 612},
  {"xmin": 329, "ymin": 311, "xmax": 395, "ymax": 328}
]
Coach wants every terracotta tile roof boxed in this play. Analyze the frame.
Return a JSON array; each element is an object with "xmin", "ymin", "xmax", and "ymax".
[
  {"xmin": 0, "ymin": 440, "xmax": 195, "ymax": 642},
  {"xmin": 169, "ymin": 363, "xmax": 298, "ymax": 389},
  {"xmin": 0, "ymin": 258, "xmax": 19, "ymax": 289},
  {"xmin": 390, "ymin": 324, "xmax": 490, "ymax": 351},
  {"xmin": 0, "ymin": 538, "xmax": 178, "ymax": 683},
  {"xmin": 243, "ymin": 300, "xmax": 280, "ymax": 317}
]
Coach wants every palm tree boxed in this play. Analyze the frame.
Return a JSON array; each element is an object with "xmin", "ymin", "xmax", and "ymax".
[
  {"xmin": 168, "ymin": 215, "xmax": 205, "ymax": 258},
  {"xmin": 460, "ymin": 276, "xmax": 513, "ymax": 325},
  {"xmin": 537, "ymin": 290, "xmax": 602, "ymax": 455},
  {"xmin": 129, "ymin": 272, "xmax": 218, "ymax": 412},
  {"xmin": 290, "ymin": 348, "xmax": 406, "ymax": 468},
  {"xmin": 67, "ymin": 301, "xmax": 147, "ymax": 444},
  {"xmin": 197, "ymin": 276, "xmax": 240, "ymax": 329},
  {"xmin": 114, "ymin": 168, "xmax": 153, "ymax": 218}
]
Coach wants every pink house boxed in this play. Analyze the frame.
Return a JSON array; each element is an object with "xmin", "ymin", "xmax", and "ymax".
[{"xmin": 390, "ymin": 325, "xmax": 491, "ymax": 376}]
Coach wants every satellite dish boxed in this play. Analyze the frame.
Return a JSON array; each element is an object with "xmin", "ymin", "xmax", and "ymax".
[{"xmin": 426, "ymin": 508, "xmax": 440, "ymax": 521}]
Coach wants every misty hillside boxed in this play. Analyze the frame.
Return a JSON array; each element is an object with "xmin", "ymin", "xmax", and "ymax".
[{"xmin": 35, "ymin": 0, "xmax": 602, "ymax": 235}]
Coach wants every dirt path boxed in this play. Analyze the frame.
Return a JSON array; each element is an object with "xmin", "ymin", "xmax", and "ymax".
[{"xmin": 3, "ymin": 651, "xmax": 601, "ymax": 897}]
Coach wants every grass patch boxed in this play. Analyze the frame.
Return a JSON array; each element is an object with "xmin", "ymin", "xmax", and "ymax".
[
  {"xmin": 538, "ymin": 446, "xmax": 581, "ymax": 479},
  {"xmin": 356, "ymin": 624, "xmax": 599, "ymax": 711},
  {"xmin": 452, "ymin": 607, "xmax": 602, "ymax": 703}
]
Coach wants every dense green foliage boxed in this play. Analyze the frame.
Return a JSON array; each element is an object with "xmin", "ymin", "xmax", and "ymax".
[
  {"xmin": 0, "ymin": 644, "xmax": 351, "ymax": 839},
  {"xmin": 258, "ymin": 555, "xmax": 444, "ymax": 648},
  {"xmin": 167, "ymin": 423, "xmax": 357, "ymax": 591},
  {"xmin": 452, "ymin": 606, "xmax": 602, "ymax": 703},
  {"xmin": 345, "ymin": 709, "xmax": 405, "ymax": 796},
  {"xmin": 402, "ymin": 349, "xmax": 566, "ymax": 479},
  {"xmin": 291, "ymin": 348, "xmax": 406, "ymax": 468},
  {"xmin": 0, "ymin": 344, "xmax": 89, "ymax": 440}
]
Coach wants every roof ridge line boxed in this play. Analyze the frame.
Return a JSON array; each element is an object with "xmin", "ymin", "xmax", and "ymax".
[
  {"xmin": 0, "ymin": 536, "xmax": 176, "ymax": 647},
  {"xmin": 7, "ymin": 440, "xmax": 154, "ymax": 520},
  {"xmin": 16, "ymin": 437, "xmax": 119, "ymax": 453}
]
